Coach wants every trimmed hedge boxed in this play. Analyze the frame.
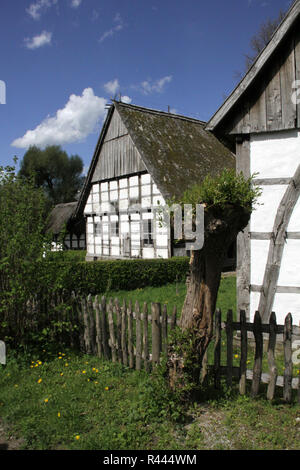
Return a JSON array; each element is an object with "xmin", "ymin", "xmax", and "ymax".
[{"xmin": 40, "ymin": 257, "xmax": 190, "ymax": 295}]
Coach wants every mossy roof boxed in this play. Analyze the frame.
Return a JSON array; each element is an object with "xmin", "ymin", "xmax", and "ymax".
[
  {"xmin": 75, "ymin": 102, "xmax": 235, "ymax": 217},
  {"xmin": 115, "ymin": 102, "xmax": 235, "ymax": 200}
]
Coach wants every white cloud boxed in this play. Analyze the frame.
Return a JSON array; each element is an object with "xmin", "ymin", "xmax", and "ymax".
[
  {"xmin": 140, "ymin": 75, "xmax": 172, "ymax": 94},
  {"xmin": 71, "ymin": 0, "xmax": 82, "ymax": 8},
  {"xmin": 104, "ymin": 79, "xmax": 120, "ymax": 96},
  {"xmin": 24, "ymin": 31, "xmax": 52, "ymax": 49},
  {"xmin": 120, "ymin": 95, "xmax": 132, "ymax": 104},
  {"xmin": 99, "ymin": 12, "xmax": 124, "ymax": 43},
  {"xmin": 26, "ymin": 0, "xmax": 57, "ymax": 20},
  {"xmin": 12, "ymin": 88, "xmax": 107, "ymax": 149}
]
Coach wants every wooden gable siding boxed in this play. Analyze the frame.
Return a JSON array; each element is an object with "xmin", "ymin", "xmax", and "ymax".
[
  {"xmin": 220, "ymin": 24, "xmax": 300, "ymax": 136},
  {"xmin": 91, "ymin": 109, "xmax": 146, "ymax": 182}
]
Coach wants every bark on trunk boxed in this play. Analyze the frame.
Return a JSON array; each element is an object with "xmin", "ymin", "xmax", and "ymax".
[{"xmin": 167, "ymin": 205, "xmax": 250, "ymax": 391}]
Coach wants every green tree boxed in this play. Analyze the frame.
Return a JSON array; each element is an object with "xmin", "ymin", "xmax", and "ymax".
[
  {"xmin": 19, "ymin": 145, "xmax": 85, "ymax": 207},
  {"xmin": 167, "ymin": 169, "xmax": 261, "ymax": 391},
  {"xmin": 0, "ymin": 159, "xmax": 50, "ymax": 345}
]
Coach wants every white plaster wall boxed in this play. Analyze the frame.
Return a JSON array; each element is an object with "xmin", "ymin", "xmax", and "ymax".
[
  {"xmin": 250, "ymin": 240, "xmax": 270, "ymax": 286},
  {"xmin": 250, "ymin": 185, "xmax": 287, "ymax": 232},
  {"xmin": 249, "ymin": 130, "xmax": 300, "ymax": 324},
  {"xmin": 250, "ymin": 130, "xmax": 300, "ymax": 178},
  {"xmin": 277, "ymin": 240, "xmax": 300, "ymax": 287}
]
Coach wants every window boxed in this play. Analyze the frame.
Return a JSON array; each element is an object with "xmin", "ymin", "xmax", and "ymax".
[
  {"xmin": 143, "ymin": 218, "xmax": 153, "ymax": 246},
  {"xmin": 110, "ymin": 219, "xmax": 119, "ymax": 237},
  {"xmin": 94, "ymin": 222, "xmax": 102, "ymax": 236}
]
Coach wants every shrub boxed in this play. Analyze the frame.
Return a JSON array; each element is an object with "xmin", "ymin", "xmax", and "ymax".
[{"xmin": 39, "ymin": 257, "xmax": 190, "ymax": 295}]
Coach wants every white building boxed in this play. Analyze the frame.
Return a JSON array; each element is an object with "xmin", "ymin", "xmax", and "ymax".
[
  {"xmin": 74, "ymin": 101, "xmax": 235, "ymax": 262},
  {"xmin": 206, "ymin": 0, "xmax": 300, "ymax": 324}
]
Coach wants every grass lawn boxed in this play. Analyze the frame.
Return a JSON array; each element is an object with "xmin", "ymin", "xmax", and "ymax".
[
  {"xmin": 0, "ymin": 349, "xmax": 300, "ymax": 450},
  {"xmin": 104, "ymin": 272, "xmax": 237, "ymax": 319},
  {"xmin": 1, "ymin": 272, "xmax": 299, "ymax": 451}
]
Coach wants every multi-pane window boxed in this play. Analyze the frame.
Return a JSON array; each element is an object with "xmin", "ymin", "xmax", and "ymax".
[
  {"xmin": 84, "ymin": 172, "xmax": 170, "ymax": 258},
  {"xmin": 143, "ymin": 216, "xmax": 153, "ymax": 246}
]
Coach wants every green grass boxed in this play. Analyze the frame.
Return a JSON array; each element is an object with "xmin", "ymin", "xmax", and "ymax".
[
  {"xmin": 0, "ymin": 349, "xmax": 299, "ymax": 450},
  {"xmin": 104, "ymin": 272, "xmax": 237, "ymax": 319},
  {"xmin": 0, "ymin": 350, "xmax": 185, "ymax": 450},
  {"xmin": 1, "ymin": 273, "xmax": 299, "ymax": 450}
]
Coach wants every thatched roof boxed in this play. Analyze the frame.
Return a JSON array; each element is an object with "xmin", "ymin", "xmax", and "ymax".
[
  {"xmin": 75, "ymin": 102, "xmax": 235, "ymax": 218},
  {"xmin": 46, "ymin": 201, "xmax": 78, "ymax": 235}
]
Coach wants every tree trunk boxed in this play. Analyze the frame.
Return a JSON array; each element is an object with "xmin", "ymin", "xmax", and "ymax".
[{"xmin": 167, "ymin": 205, "xmax": 250, "ymax": 392}]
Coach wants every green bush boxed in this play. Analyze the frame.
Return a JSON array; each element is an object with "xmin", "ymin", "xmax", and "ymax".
[{"xmin": 39, "ymin": 257, "xmax": 190, "ymax": 295}]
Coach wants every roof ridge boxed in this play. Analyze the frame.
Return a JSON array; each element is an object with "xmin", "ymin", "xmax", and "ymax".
[{"xmin": 113, "ymin": 100, "xmax": 206, "ymax": 126}]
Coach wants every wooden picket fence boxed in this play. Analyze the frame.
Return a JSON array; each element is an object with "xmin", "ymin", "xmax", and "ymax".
[
  {"xmin": 79, "ymin": 295, "xmax": 177, "ymax": 372},
  {"xmin": 19, "ymin": 291, "xmax": 300, "ymax": 402},
  {"xmin": 206, "ymin": 309, "xmax": 300, "ymax": 403}
]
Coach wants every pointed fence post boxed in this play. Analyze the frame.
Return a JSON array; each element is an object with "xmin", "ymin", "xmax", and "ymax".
[
  {"xmin": 151, "ymin": 303, "xmax": 161, "ymax": 367},
  {"xmin": 108, "ymin": 298, "xmax": 117, "ymax": 363},
  {"xmin": 82, "ymin": 297, "xmax": 91, "ymax": 354},
  {"xmin": 100, "ymin": 296, "xmax": 110, "ymax": 360},
  {"xmin": 214, "ymin": 309, "xmax": 221, "ymax": 390},
  {"xmin": 226, "ymin": 310, "xmax": 233, "ymax": 387},
  {"xmin": 115, "ymin": 298, "xmax": 122, "ymax": 364},
  {"xmin": 143, "ymin": 302, "xmax": 149, "ymax": 372},
  {"xmin": 94, "ymin": 295, "xmax": 103, "ymax": 358},
  {"xmin": 283, "ymin": 312, "xmax": 293, "ymax": 403},
  {"xmin": 239, "ymin": 310, "xmax": 247, "ymax": 395},
  {"xmin": 121, "ymin": 300, "xmax": 129, "ymax": 367},
  {"xmin": 87, "ymin": 294, "xmax": 96, "ymax": 355},
  {"xmin": 162, "ymin": 304, "xmax": 168, "ymax": 355},
  {"xmin": 251, "ymin": 311, "xmax": 263, "ymax": 397},
  {"xmin": 267, "ymin": 312, "xmax": 278, "ymax": 401},
  {"xmin": 135, "ymin": 301, "xmax": 142, "ymax": 370}
]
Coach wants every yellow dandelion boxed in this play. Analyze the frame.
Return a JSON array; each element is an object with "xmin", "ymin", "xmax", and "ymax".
[
  {"xmin": 75, "ymin": 435, "xmax": 80, "ymax": 440},
  {"xmin": 37, "ymin": 378, "xmax": 42, "ymax": 384},
  {"xmin": 104, "ymin": 386, "xmax": 109, "ymax": 391},
  {"xmin": 30, "ymin": 365, "xmax": 34, "ymax": 369},
  {"xmin": 57, "ymin": 412, "xmax": 61, "ymax": 418},
  {"xmin": 38, "ymin": 361, "xmax": 42, "ymax": 365},
  {"xmin": 234, "ymin": 354, "xmax": 239, "ymax": 359},
  {"xmin": 95, "ymin": 369, "xmax": 99, "ymax": 373},
  {"xmin": 82, "ymin": 370, "xmax": 86, "ymax": 374},
  {"xmin": 60, "ymin": 372, "xmax": 64, "ymax": 376},
  {"xmin": 35, "ymin": 364, "xmax": 39, "ymax": 367},
  {"xmin": 44, "ymin": 398, "xmax": 49, "ymax": 403},
  {"xmin": 65, "ymin": 363, "xmax": 69, "ymax": 367},
  {"xmin": 62, "ymin": 353, "xmax": 65, "ymax": 356},
  {"xmin": 58, "ymin": 356, "xmax": 62, "ymax": 360},
  {"xmin": 94, "ymin": 381, "xmax": 98, "ymax": 384}
]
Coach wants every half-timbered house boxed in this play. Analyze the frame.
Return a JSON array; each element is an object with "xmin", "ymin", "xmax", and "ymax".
[
  {"xmin": 206, "ymin": 0, "xmax": 300, "ymax": 324},
  {"xmin": 46, "ymin": 201, "xmax": 86, "ymax": 250},
  {"xmin": 74, "ymin": 101, "xmax": 235, "ymax": 262}
]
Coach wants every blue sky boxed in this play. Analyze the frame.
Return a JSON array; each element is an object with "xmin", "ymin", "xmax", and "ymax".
[{"xmin": 0, "ymin": 0, "xmax": 294, "ymax": 173}]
